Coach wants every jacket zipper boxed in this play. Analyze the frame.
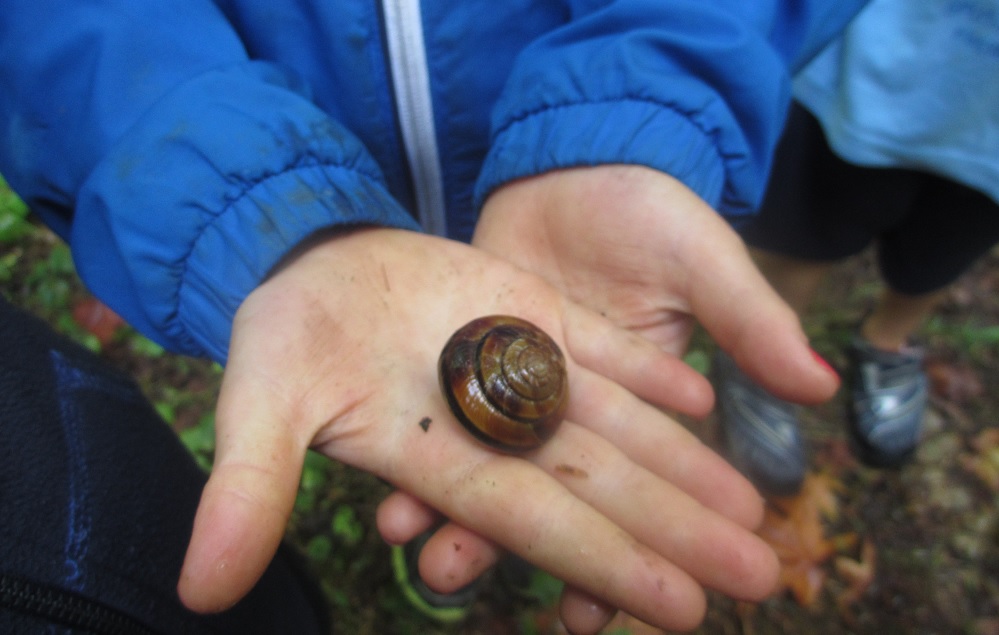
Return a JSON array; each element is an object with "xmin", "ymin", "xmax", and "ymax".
[
  {"xmin": 381, "ymin": 0, "xmax": 448, "ymax": 236},
  {"xmin": 0, "ymin": 573, "xmax": 158, "ymax": 635}
]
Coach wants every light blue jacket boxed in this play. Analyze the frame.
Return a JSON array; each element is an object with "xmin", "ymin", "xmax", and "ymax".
[
  {"xmin": 794, "ymin": 0, "xmax": 999, "ymax": 203},
  {"xmin": 0, "ymin": 0, "xmax": 865, "ymax": 362}
]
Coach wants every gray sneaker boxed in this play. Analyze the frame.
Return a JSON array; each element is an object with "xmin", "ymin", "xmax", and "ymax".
[
  {"xmin": 849, "ymin": 337, "xmax": 928, "ymax": 467},
  {"xmin": 713, "ymin": 351, "xmax": 807, "ymax": 496}
]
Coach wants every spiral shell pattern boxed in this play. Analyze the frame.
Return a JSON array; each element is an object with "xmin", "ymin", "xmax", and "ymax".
[{"xmin": 438, "ymin": 315, "xmax": 568, "ymax": 451}]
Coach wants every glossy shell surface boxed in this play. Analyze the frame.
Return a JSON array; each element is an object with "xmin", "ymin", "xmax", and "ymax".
[{"xmin": 438, "ymin": 315, "xmax": 568, "ymax": 451}]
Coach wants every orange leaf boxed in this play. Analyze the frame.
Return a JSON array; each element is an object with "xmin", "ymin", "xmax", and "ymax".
[
  {"xmin": 72, "ymin": 297, "xmax": 125, "ymax": 345},
  {"xmin": 756, "ymin": 472, "xmax": 846, "ymax": 607},
  {"xmin": 781, "ymin": 561, "xmax": 827, "ymax": 607},
  {"xmin": 835, "ymin": 540, "xmax": 877, "ymax": 625}
]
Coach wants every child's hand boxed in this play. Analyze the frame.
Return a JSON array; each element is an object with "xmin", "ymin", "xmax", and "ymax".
[{"xmin": 177, "ymin": 228, "xmax": 778, "ymax": 632}]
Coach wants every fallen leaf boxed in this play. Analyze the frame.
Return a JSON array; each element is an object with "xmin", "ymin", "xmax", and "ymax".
[
  {"xmin": 970, "ymin": 428, "xmax": 999, "ymax": 453},
  {"xmin": 926, "ymin": 359, "xmax": 984, "ymax": 403},
  {"xmin": 735, "ymin": 601, "xmax": 758, "ymax": 635},
  {"xmin": 974, "ymin": 617, "xmax": 999, "ymax": 635},
  {"xmin": 72, "ymin": 296, "xmax": 124, "ymax": 345},
  {"xmin": 756, "ymin": 472, "xmax": 849, "ymax": 607},
  {"xmin": 835, "ymin": 540, "xmax": 876, "ymax": 626},
  {"xmin": 781, "ymin": 561, "xmax": 827, "ymax": 608},
  {"xmin": 959, "ymin": 429, "xmax": 999, "ymax": 492}
]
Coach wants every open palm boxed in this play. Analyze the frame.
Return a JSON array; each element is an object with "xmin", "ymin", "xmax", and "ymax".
[{"xmin": 177, "ymin": 228, "xmax": 779, "ymax": 632}]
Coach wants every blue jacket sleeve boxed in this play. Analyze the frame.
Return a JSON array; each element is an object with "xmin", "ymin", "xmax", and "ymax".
[
  {"xmin": 475, "ymin": 0, "xmax": 868, "ymax": 219},
  {"xmin": 0, "ymin": 0, "xmax": 418, "ymax": 362}
]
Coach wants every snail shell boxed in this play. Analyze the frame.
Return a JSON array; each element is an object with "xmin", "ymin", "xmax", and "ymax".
[{"xmin": 438, "ymin": 315, "xmax": 569, "ymax": 452}]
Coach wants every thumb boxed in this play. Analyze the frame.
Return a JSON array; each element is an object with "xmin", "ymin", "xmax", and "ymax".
[
  {"xmin": 688, "ymin": 223, "xmax": 839, "ymax": 405},
  {"xmin": 177, "ymin": 373, "xmax": 307, "ymax": 613}
]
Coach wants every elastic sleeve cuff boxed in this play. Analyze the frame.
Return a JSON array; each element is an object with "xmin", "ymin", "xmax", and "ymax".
[
  {"xmin": 180, "ymin": 165, "xmax": 417, "ymax": 362},
  {"xmin": 73, "ymin": 62, "xmax": 419, "ymax": 362},
  {"xmin": 473, "ymin": 99, "xmax": 727, "ymax": 213}
]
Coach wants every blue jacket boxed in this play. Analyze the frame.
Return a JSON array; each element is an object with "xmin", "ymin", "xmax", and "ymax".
[{"xmin": 0, "ymin": 0, "xmax": 865, "ymax": 362}]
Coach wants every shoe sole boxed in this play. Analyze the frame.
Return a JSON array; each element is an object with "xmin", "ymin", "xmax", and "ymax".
[{"xmin": 846, "ymin": 417, "xmax": 916, "ymax": 469}]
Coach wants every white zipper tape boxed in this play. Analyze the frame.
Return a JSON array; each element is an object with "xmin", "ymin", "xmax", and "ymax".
[{"xmin": 381, "ymin": 0, "xmax": 447, "ymax": 236}]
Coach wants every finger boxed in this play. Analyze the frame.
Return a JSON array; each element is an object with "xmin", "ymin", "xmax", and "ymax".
[
  {"xmin": 377, "ymin": 491, "xmax": 503, "ymax": 593},
  {"xmin": 376, "ymin": 490, "xmax": 440, "ymax": 545},
  {"xmin": 565, "ymin": 365, "xmax": 764, "ymax": 530},
  {"xmin": 387, "ymin": 430, "xmax": 709, "ymax": 631},
  {"xmin": 417, "ymin": 522, "xmax": 503, "ymax": 594},
  {"xmin": 177, "ymin": 371, "xmax": 308, "ymax": 613},
  {"xmin": 681, "ymin": 219, "xmax": 839, "ymax": 404},
  {"xmin": 562, "ymin": 306, "xmax": 714, "ymax": 418},
  {"xmin": 533, "ymin": 422, "xmax": 779, "ymax": 601},
  {"xmin": 559, "ymin": 586, "xmax": 616, "ymax": 635}
]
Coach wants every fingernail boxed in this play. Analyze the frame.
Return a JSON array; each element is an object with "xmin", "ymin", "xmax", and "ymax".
[{"xmin": 810, "ymin": 349, "xmax": 838, "ymax": 378}]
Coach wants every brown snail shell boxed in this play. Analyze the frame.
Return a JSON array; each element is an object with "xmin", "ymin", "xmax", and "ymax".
[{"xmin": 438, "ymin": 315, "xmax": 569, "ymax": 452}]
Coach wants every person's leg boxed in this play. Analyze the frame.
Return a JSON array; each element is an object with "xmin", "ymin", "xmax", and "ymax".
[
  {"xmin": 0, "ymin": 297, "xmax": 329, "ymax": 634},
  {"xmin": 859, "ymin": 288, "xmax": 948, "ymax": 352},
  {"xmin": 749, "ymin": 249, "xmax": 835, "ymax": 316},
  {"xmin": 849, "ymin": 174, "xmax": 999, "ymax": 466},
  {"xmin": 716, "ymin": 102, "xmax": 908, "ymax": 495}
]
